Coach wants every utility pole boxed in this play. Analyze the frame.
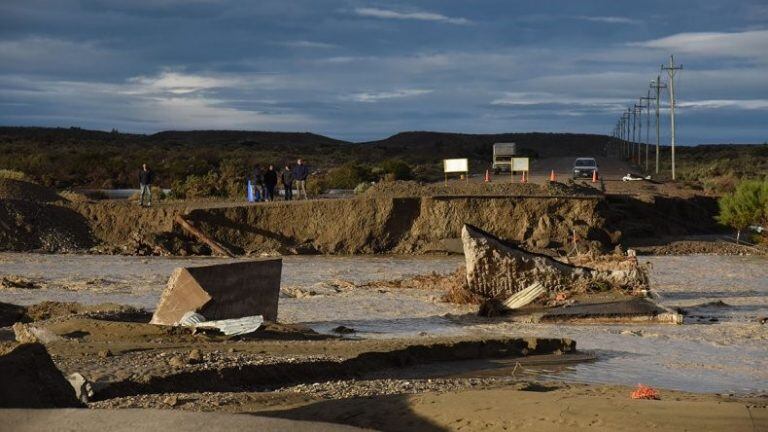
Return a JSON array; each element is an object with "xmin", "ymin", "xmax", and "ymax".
[
  {"xmin": 650, "ymin": 76, "xmax": 666, "ymax": 174},
  {"xmin": 624, "ymin": 109, "xmax": 631, "ymax": 160},
  {"xmin": 641, "ymin": 91, "xmax": 654, "ymax": 173},
  {"xmin": 631, "ymin": 107, "xmax": 637, "ymax": 164},
  {"xmin": 635, "ymin": 103, "xmax": 644, "ymax": 167},
  {"xmin": 662, "ymin": 55, "xmax": 683, "ymax": 180}
]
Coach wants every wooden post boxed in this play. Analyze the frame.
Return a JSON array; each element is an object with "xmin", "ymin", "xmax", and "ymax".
[{"xmin": 174, "ymin": 215, "xmax": 235, "ymax": 257}]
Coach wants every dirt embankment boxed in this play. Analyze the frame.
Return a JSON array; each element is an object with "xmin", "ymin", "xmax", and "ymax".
[
  {"xmin": 184, "ymin": 195, "xmax": 613, "ymax": 255},
  {"xmin": 0, "ymin": 178, "xmax": 95, "ymax": 252}
]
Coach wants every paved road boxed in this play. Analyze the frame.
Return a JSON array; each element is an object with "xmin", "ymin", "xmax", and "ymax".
[{"xmin": 483, "ymin": 156, "xmax": 635, "ymax": 184}]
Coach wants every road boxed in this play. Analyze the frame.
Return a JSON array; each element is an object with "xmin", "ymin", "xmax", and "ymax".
[{"xmin": 483, "ymin": 156, "xmax": 635, "ymax": 184}]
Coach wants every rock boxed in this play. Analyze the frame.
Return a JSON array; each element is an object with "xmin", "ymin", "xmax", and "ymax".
[
  {"xmin": 13, "ymin": 322, "xmax": 63, "ymax": 344},
  {"xmin": 163, "ymin": 395, "xmax": 179, "ymax": 407},
  {"xmin": 168, "ymin": 356, "xmax": 186, "ymax": 368},
  {"xmin": 97, "ymin": 349, "xmax": 112, "ymax": 358},
  {"xmin": 67, "ymin": 372, "xmax": 94, "ymax": 403},
  {"xmin": 0, "ymin": 343, "xmax": 82, "ymax": 407},
  {"xmin": 332, "ymin": 325, "xmax": 356, "ymax": 334},
  {"xmin": 150, "ymin": 258, "xmax": 282, "ymax": 326},
  {"xmin": 188, "ymin": 349, "xmax": 203, "ymax": 364}
]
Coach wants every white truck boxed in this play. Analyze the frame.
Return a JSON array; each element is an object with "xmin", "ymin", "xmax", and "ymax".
[{"xmin": 492, "ymin": 142, "xmax": 517, "ymax": 173}]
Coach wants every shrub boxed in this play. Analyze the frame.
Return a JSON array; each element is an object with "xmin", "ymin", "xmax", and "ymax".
[
  {"xmin": 325, "ymin": 163, "xmax": 372, "ymax": 189},
  {"xmin": 378, "ymin": 159, "xmax": 413, "ymax": 181},
  {"xmin": 353, "ymin": 182, "xmax": 372, "ymax": 194},
  {"xmin": 0, "ymin": 169, "xmax": 29, "ymax": 181},
  {"xmin": 716, "ymin": 179, "xmax": 768, "ymax": 243},
  {"xmin": 306, "ymin": 176, "xmax": 328, "ymax": 196}
]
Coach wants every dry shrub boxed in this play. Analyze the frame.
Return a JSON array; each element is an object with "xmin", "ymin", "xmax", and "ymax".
[{"xmin": 0, "ymin": 169, "xmax": 29, "ymax": 182}]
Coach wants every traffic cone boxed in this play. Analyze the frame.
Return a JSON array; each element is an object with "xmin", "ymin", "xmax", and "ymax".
[
  {"xmin": 549, "ymin": 170, "xmax": 556, "ymax": 182},
  {"xmin": 484, "ymin": 169, "xmax": 491, "ymax": 183},
  {"xmin": 592, "ymin": 170, "xmax": 598, "ymax": 183}
]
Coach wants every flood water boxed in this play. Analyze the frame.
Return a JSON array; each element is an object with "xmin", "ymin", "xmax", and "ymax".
[{"xmin": 0, "ymin": 252, "xmax": 766, "ymax": 395}]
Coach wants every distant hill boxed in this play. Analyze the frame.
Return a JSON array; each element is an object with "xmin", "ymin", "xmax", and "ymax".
[{"xmin": 7, "ymin": 126, "xmax": 763, "ymax": 190}]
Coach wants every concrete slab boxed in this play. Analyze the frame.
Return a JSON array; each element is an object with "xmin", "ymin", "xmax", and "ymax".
[
  {"xmin": 508, "ymin": 297, "xmax": 682, "ymax": 324},
  {"xmin": 150, "ymin": 259, "xmax": 281, "ymax": 326}
]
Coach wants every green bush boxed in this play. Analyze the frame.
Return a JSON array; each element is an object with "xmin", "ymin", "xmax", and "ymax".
[
  {"xmin": 378, "ymin": 159, "xmax": 413, "ymax": 180},
  {"xmin": 325, "ymin": 164, "xmax": 372, "ymax": 189},
  {"xmin": 716, "ymin": 179, "xmax": 768, "ymax": 242}
]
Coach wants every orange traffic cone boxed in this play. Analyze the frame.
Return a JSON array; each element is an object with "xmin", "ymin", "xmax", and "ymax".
[
  {"xmin": 549, "ymin": 170, "xmax": 556, "ymax": 182},
  {"xmin": 484, "ymin": 169, "xmax": 491, "ymax": 183},
  {"xmin": 592, "ymin": 170, "xmax": 598, "ymax": 183}
]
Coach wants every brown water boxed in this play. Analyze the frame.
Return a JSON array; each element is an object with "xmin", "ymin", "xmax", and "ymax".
[{"xmin": 0, "ymin": 253, "xmax": 766, "ymax": 395}]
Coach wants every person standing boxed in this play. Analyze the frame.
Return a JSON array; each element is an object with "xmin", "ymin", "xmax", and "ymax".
[
  {"xmin": 263, "ymin": 164, "xmax": 278, "ymax": 201},
  {"xmin": 293, "ymin": 158, "xmax": 309, "ymax": 199},
  {"xmin": 281, "ymin": 163, "xmax": 294, "ymax": 201},
  {"xmin": 252, "ymin": 164, "xmax": 264, "ymax": 202},
  {"xmin": 138, "ymin": 163, "xmax": 154, "ymax": 207}
]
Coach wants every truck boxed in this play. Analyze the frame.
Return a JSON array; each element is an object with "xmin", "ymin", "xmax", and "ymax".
[{"xmin": 492, "ymin": 142, "xmax": 517, "ymax": 173}]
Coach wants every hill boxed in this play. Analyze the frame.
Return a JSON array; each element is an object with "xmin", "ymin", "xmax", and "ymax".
[{"xmin": 0, "ymin": 127, "xmax": 615, "ymax": 188}]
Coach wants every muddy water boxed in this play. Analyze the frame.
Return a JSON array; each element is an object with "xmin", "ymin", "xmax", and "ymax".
[{"xmin": 0, "ymin": 253, "xmax": 766, "ymax": 395}]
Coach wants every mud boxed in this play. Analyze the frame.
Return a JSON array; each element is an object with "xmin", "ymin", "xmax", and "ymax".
[{"xmin": 184, "ymin": 196, "xmax": 612, "ymax": 255}]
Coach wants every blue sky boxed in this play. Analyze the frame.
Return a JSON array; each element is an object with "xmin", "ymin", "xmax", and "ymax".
[{"xmin": 0, "ymin": 0, "xmax": 766, "ymax": 143}]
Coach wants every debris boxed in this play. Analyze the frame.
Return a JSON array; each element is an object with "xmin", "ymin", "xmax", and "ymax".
[
  {"xmin": 174, "ymin": 214, "xmax": 235, "ymax": 257},
  {"xmin": 67, "ymin": 372, "xmax": 95, "ymax": 403},
  {"xmin": 0, "ymin": 275, "xmax": 41, "ymax": 289},
  {"xmin": 332, "ymin": 325, "xmax": 356, "ymax": 334},
  {"xmin": 630, "ymin": 384, "xmax": 660, "ymax": 400},
  {"xmin": 502, "ymin": 282, "xmax": 546, "ymax": 309},
  {"xmin": 150, "ymin": 259, "xmax": 281, "ymax": 326},
  {"xmin": 176, "ymin": 311, "xmax": 265, "ymax": 336},
  {"xmin": 461, "ymin": 224, "xmax": 647, "ymax": 299},
  {"xmin": 622, "ymin": 173, "xmax": 651, "ymax": 182},
  {"xmin": 194, "ymin": 315, "xmax": 264, "ymax": 336},
  {"xmin": 13, "ymin": 322, "xmax": 63, "ymax": 344}
]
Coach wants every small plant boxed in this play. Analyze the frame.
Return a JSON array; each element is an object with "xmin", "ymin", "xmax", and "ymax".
[
  {"xmin": 716, "ymin": 179, "xmax": 768, "ymax": 243},
  {"xmin": 0, "ymin": 169, "xmax": 29, "ymax": 181}
]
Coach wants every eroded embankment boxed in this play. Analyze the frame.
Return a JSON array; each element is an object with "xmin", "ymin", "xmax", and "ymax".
[{"xmin": 183, "ymin": 196, "xmax": 613, "ymax": 255}]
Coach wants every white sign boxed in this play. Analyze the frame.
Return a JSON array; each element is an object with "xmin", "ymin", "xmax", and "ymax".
[
  {"xmin": 443, "ymin": 158, "xmax": 469, "ymax": 173},
  {"xmin": 512, "ymin": 157, "xmax": 529, "ymax": 172}
]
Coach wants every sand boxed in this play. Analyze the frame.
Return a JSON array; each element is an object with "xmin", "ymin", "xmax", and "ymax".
[{"xmin": 253, "ymin": 385, "xmax": 766, "ymax": 432}]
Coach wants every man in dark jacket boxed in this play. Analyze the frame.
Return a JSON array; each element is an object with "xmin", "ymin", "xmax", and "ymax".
[
  {"xmin": 281, "ymin": 163, "xmax": 294, "ymax": 201},
  {"xmin": 263, "ymin": 164, "xmax": 278, "ymax": 201},
  {"xmin": 292, "ymin": 158, "xmax": 309, "ymax": 199},
  {"xmin": 138, "ymin": 164, "xmax": 154, "ymax": 207}
]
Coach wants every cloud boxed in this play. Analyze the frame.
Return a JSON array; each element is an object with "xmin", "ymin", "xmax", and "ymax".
[
  {"xmin": 678, "ymin": 99, "xmax": 768, "ymax": 110},
  {"xmin": 279, "ymin": 40, "xmax": 337, "ymax": 49},
  {"xmin": 353, "ymin": 7, "xmax": 470, "ymax": 25},
  {"xmin": 630, "ymin": 30, "xmax": 768, "ymax": 60},
  {"xmin": 491, "ymin": 92, "xmax": 627, "ymax": 112},
  {"xmin": 345, "ymin": 89, "xmax": 433, "ymax": 103},
  {"xmin": 576, "ymin": 16, "xmax": 640, "ymax": 24}
]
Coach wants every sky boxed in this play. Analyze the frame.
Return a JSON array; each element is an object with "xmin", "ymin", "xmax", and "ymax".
[{"xmin": 0, "ymin": 0, "xmax": 766, "ymax": 143}]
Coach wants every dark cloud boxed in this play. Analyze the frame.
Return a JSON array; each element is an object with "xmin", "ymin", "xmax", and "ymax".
[{"xmin": 0, "ymin": 0, "xmax": 766, "ymax": 143}]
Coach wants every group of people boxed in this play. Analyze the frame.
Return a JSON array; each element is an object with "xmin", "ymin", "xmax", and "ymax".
[
  {"xmin": 251, "ymin": 158, "xmax": 309, "ymax": 201},
  {"xmin": 135, "ymin": 158, "xmax": 310, "ymax": 207}
]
